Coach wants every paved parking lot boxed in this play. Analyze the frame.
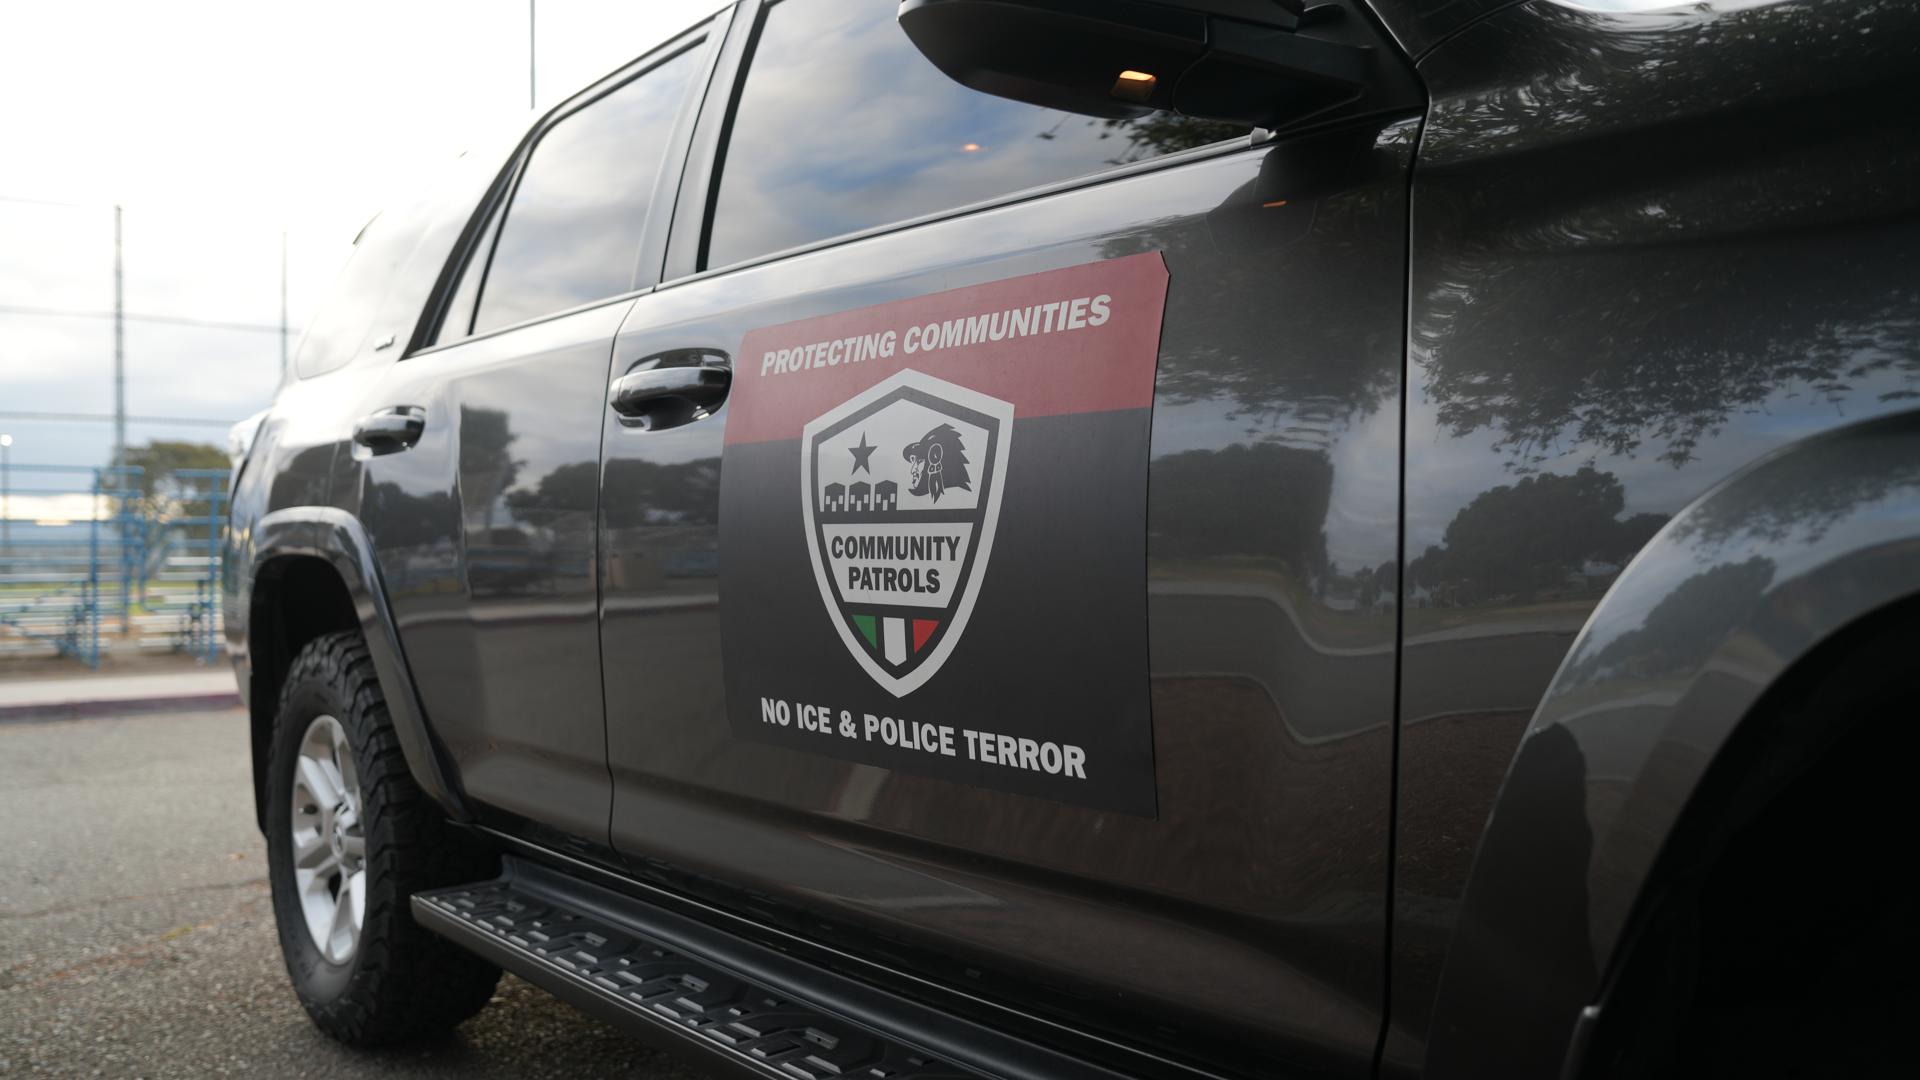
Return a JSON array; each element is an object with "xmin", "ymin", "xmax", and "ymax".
[{"xmin": 0, "ymin": 707, "xmax": 712, "ymax": 1078}]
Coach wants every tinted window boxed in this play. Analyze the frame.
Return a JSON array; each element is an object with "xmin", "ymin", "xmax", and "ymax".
[
  {"xmin": 706, "ymin": 0, "xmax": 1247, "ymax": 270},
  {"xmin": 473, "ymin": 46, "xmax": 698, "ymax": 333},
  {"xmin": 295, "ymin": 210, "xmax": 425, "ymax": 378}
]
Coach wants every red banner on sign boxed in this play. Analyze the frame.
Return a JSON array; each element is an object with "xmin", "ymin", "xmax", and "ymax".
[{"xmin": 724, "ymin": 252, "xmax": 1168, "ymax": 446}]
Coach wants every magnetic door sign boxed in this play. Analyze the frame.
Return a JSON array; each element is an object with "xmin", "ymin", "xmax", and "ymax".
[{"xmin": 719, "ymin": 253, "xmax": 1167, "ymax": 816}]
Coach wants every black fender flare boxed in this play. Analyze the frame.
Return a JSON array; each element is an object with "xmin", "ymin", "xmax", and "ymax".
[
  {"xmin": 243, "ymin": 506, "xmax": 471, "ymax": 824},
  {"xmin": 1424, "ymin": 411, "xmax": 1920, "ymax": 1078}
]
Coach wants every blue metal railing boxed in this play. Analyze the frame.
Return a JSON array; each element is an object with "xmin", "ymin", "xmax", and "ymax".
[
  {"xmin": 0, "ymin": 464, "xmax": 228, "ymax": 667},
  {"xmin": 0, "ymin": 465, "xmax": 143, "ymax": 667},
  {"xmin": 163, "ymin": 469, "xmax": 229, "ymax": 665}
]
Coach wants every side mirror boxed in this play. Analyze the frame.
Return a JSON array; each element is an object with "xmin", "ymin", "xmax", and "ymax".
[{"xmin": 897, "ymin": 0, "xmax": 1372, "ymax": 129}]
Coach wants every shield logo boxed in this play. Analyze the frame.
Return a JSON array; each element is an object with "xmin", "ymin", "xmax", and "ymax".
[{"xmin": 802, "ymin": 369, "xmax": 1013, "ymax": 697}]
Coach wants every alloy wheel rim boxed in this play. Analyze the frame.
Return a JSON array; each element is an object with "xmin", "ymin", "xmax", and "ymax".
[{"xmin": 290, "ymin": 714, "xmax": 366, "ymax": 965}]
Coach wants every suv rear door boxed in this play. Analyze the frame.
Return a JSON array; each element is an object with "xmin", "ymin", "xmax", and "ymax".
[
  {"xmin": 598, "ymin": 2, "xmax": 1420, "ymax": 1074},
  {"xmin": 352, "ymin": 18, "xmax": 720, "ymax": 847}
]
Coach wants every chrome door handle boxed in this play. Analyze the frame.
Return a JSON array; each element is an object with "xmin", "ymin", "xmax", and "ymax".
[
  {"xmin": 609, "ymin": 349, "xmax": 731, "ymax": 431},
  {"xmin": 352, "ymin": 406, "xmax": 426, "ymax": 453}
]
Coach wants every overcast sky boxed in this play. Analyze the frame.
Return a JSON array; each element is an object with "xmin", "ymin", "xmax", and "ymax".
[{"xmin": 0, "ymin": 0, "xmax": 719, "ymax": 483}]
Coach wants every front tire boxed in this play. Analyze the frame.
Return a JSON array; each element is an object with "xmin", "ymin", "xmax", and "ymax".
[{"xmin": 265, "ymin": 631, "xmax": 500, "ymax": 1044}]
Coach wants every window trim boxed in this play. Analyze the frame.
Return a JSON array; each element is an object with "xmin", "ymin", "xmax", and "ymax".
[
  {"xmin": 687, "ymin": 0, "xmax": 775, "ymax": 275},
  {"xmin": 407, "ymin": 8, "xmax": 731, "ymax": 358},
  {"xmin": 435, "ymin": 203, "xmax": 501, "ymax": 344},
  {"xmin": 660, "ymin": 0, "xmax": 759, "ymax": 283}
]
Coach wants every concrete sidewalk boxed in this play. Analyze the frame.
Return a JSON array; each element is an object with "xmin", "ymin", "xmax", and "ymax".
[{"xmin": 0, "ymin": 667, "xmax": 241, "ymax": 721}]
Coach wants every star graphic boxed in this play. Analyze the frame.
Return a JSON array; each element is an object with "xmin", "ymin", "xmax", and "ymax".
[{"xmin": 849, "ymin": 432, "xmax": 877, "ymax": 474}]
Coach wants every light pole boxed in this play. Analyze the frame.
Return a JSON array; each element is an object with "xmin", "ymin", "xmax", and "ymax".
[{"xmin": 1, "ymin": 432, "xmax": 12, "ymax": 556}]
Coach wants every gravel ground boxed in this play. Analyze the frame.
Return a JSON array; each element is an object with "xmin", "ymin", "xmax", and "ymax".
[{"xmin": 0, "ymin": 708, "xmax": 714, "ymax": 1079}]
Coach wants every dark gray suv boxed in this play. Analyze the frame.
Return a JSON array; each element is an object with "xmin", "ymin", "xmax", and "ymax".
[{"xmin": 224, "ymin": 1, "xmax": 1920, "ymax": 1077}]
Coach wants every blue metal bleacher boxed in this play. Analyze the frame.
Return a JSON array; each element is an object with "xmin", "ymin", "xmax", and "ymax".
[{"xmin": 0, "ymin": 464, "xmax": 228, "ymax": 667}]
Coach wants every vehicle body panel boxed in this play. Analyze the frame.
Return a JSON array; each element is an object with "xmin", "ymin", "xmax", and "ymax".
[
  {"xmin": 1364, "ymin": 0, "xmax": 1528, "ymax": 58},
  {"xmin": 1392, "ymin": 0, "xmax": 1920, "ymax": 1072},
  {"xmin": 597, "ymin": 10, "xmax": 1421, "ymax": 1061},
  {"xmin": 351, "ymin": 299, "xmax": 631, "ymax": 844},
  {"xmin": 1426, "ymin": 411, "xmax": 1920, "ymax": 1078},
  {"xmin": 227, "ymin": 505, "xmax": 467, "ymax": 821}
]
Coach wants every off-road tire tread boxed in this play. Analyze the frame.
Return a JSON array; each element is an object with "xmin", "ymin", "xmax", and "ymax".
[{"xmin": 267, "ymin": 630, "xmax": 499, "ymax": 1044}]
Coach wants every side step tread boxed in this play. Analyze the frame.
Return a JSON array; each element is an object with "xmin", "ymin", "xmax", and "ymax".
[{"xmin": 415, "ymin": 865, "xmax": 977, "ymax": 1080}]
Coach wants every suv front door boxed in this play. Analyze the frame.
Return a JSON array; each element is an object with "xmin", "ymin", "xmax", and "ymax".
[{"xmin": 598, "ymin": 1, "xmax": 1420, "ymax": 1074}]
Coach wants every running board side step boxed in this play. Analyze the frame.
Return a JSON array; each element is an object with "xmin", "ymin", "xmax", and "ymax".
[{"xmin": 414, "ymin": 858, "xmax": 1133, "ymax": 1080}]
